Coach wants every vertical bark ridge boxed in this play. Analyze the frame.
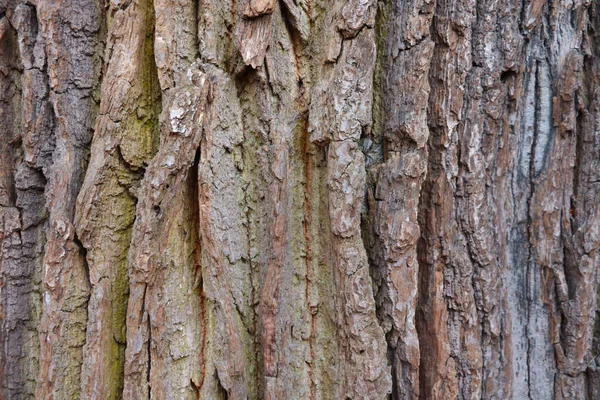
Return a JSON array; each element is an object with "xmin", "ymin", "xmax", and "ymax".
[
  {"xmin": 367, "ymin": 0, "xmax": 435, "ymax": 397},
  {"xmin": 309, "ymin": 1, "xmax": 392, "ymax": 397},
  {"xmin": 32, "ymin": 0, "xmax": 103, "ymax": 397},
  {"xmin": 260, "ymin": 5, "xmax": 313, "ymax": 398},
  {"xmin": 74, "ymin": 0, "xmax": 161, "ymax": 397},
  {"xmin": 417, "ymin": 0, "xmax": 476, "ymax": 396},
  {"xmin": 123, "ymin": 64, "xmax": 209, "ymax": 397},
  {"xmin": 0, "ymin": 11, "xmax": 46, "ymax": 399},
  {"xmin": 196, "ymin": 65, "xmax": 251, "ymax": 399},
  {"xmin": 121, "ymin": 1, "xmax": 211, "ymax": 397}
]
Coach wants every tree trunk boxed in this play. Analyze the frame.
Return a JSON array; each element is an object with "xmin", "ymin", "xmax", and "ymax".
[{"xmin": 0, "ymin": 0, "xmax": 599, "ymax": 398}]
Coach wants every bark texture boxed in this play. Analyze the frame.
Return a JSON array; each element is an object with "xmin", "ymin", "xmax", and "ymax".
[{"xmin": 0, "ymin": 0, "xmax": 600, "ymax": 398}]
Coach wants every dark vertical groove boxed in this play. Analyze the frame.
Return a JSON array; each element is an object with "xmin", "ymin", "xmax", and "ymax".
[
  {"xmin": 523, "ymin": 59, "xmax": 540, "ymax": 400},
  {"xmin": 416, "ymin": 139, "xmax": 435, "ymax": 400},
  {"xmin": 0, "ymin": 15, "xmax": 20, "ymax": 399},
  {"xmin": 417, "ymin": 8, "xmax": 444, "ymax": 397},
  {"xmin": 188, "ymin": 145, "xmax": 202, "ymax": 397},
  {"xmin": 302, "ymin": 114, "xmax": 316, "ymax": 400}
]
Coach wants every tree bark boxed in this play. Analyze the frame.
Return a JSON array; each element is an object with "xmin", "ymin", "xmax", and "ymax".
[{"xmin": 1, "ymin": 0, "xmax": 599, "ymax": 398}]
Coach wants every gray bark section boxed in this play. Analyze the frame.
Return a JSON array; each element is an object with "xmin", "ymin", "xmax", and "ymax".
[{"xmin": 0, "ymin": 0, "xmax": 599, "ymax": 399}]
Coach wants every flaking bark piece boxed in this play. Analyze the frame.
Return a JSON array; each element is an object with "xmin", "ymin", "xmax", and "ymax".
[{"xmin": 243, "ymin": 0, "xmax": 276, "ymax": 18}]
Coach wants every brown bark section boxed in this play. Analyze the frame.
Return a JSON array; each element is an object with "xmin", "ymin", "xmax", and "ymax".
[
  {"xmin": 0, "ymin": 11, "xmax": 45, "ymax": 399},
  {"xmin": 1, "ymin": 1, "xmax": 101, "ymax": 398},
  {"xmin": 196, "ymin": 66, "xmax": 249, "ymax": 399},
  {"xmin": 0, "ymin": 0, "xmax": 599, "ymax": 399},
  {"xmin": 74, "ymin": 0, "xmax": 160, "ymax": 397}
]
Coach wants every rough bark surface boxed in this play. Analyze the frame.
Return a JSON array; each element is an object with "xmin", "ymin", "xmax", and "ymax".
[{"xmin": 1, "ymin": 0, "xmax": 600, "ymax": 399}]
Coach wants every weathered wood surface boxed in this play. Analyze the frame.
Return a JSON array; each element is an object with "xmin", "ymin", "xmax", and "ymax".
[{"xmin": 0, "ymin": 0, "xmax": 599, "ymax": 398}]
